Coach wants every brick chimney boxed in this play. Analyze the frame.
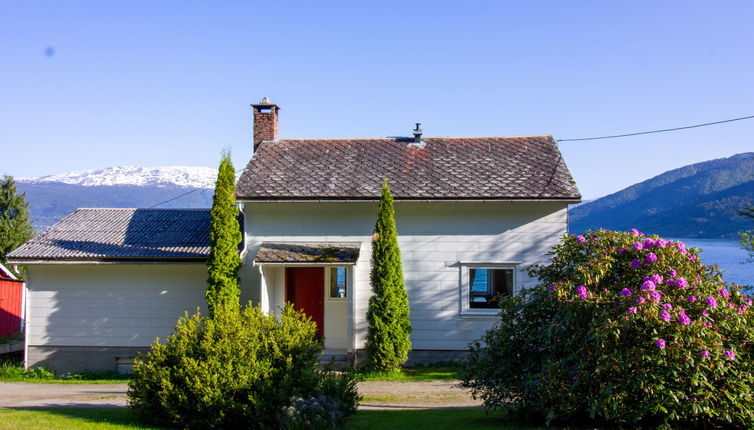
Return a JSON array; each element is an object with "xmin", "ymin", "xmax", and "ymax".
[{"xmin": 251, "ymin": 97, "xmax": 280, "ymax": 153}]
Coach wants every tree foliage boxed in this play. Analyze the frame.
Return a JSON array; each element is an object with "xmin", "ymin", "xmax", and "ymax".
[
  {"xmin": 462, "ymin": 229, "xmax": 754, "ymax": 428},
  {"xmin": 0, "ymin": 176, "xmax": 34, "ymax": 276},
  {"xmin": 365, "ymin": 179, "xmax": 412, "ymax": 371},
  {"xmin": 738, "ymin": 202, "xmax": 754, "ymax": 263},
  {"xmin": 205, "ymin": 152, "xmax": 242, "ymax": 317}
]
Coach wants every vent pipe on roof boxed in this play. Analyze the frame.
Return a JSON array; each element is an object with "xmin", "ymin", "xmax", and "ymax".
[{"xmin": 412, "ymin": 123, "xmax": 422, "ymax": 143}]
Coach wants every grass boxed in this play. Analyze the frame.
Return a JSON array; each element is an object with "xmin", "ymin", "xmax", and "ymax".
[
  {"xmin": 0, "ymin": 360, "xmax": 131, "ymax": 384},
  {"xmin": 0, "ymin": 407, "xmax": 545, "ymax": 430},
  {"xmin": 0, "ymin": 408, "xmax": 160, "ymax": 430},
  {"xmin": 358, "ymin": 363, "xmax": 463, "ymax": 382}
]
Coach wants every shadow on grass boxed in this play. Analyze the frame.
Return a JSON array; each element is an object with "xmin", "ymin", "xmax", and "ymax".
[
  {"xmin": 0, "ymin": 407, "xmax": 163, "ymax": 429},
  {"xmin": 340, "ymin": 407, "xmax": 548, "ymax": 430}
]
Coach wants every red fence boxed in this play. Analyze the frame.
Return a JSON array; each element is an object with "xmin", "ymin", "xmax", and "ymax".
[{"xmin": 0, "ymin": 278, "xmax": 23, "ymax": 337}]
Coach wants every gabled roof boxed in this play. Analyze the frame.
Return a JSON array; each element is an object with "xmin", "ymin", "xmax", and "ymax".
[
  {"xmin": 236, "ymin": 136, "xmax": 580, "ymax": 201},
  {"xmin": 7, "ymin": 208, "xmax": 211, "ymax": 262}
]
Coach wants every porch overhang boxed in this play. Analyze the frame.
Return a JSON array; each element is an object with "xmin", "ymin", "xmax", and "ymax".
[{"xmin": 253, "ymin": 242, "xmax": 361, "ymax": 266}]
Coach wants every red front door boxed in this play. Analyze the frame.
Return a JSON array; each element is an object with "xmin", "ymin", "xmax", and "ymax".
[{"xmin": 285, "ymin": 267, "xmax": 325, "ymax": 338}]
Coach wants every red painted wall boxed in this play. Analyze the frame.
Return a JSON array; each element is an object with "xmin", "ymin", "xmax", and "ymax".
[{"xmin": 0, "ymin": 278, "xmax": 23, "ymax": 337}]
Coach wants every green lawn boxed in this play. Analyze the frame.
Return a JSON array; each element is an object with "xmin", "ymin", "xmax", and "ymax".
[
  {"xmin": 358, "ymin": 363, "xmax": 462, "ymax": 382},
  {"xmin": 0, "ymin": 407, "xmax": 547, "ymax": 430},
  {"xmin": 0, "ymin": 408, "xmax": 159, "ymax": 430}
]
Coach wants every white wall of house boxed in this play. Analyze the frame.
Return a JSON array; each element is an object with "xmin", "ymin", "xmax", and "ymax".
[
  {"xmin": 25, "ymin": 263, "xmax": 208, "ymax": 348},
  {"xmin": 240, "ymin": 200, "xmax": 569, "ymax": 352}
]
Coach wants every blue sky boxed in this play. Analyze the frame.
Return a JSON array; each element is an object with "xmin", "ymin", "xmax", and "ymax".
[{"xmin": 1, "ymin": 1, "xmax": 753, "ymax": 199}]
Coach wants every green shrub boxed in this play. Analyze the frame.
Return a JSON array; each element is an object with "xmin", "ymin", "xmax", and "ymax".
[
  {"xmin": 316, "ymin": 370, "xmax": 361, "ymax": 418},
  {"xmin": 128, "ymin": 304, "xmax": 327, "ymax": 429},
  {"xmin": 0, "ymin": 361, "xmax": 54, "ymax": 380},
  {"xmin": 462, "ymin": 229, "xmax": 754, "ymax": 428}
]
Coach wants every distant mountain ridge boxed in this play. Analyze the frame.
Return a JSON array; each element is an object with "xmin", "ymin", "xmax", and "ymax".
[
  {"xmin": 19, "ymin": 166, "xmax": 217, "ymax": 188},
  {"xmin": 570, "ymin": 153, "xmax": 754, "ymax": 238},
  {"xmin": 16, "ymin": 166, "xmax": 217, "ymax": 231}
]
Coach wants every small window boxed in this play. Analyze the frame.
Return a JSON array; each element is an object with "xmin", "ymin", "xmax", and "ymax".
[
  {"xmin": 469, "ymin": 268, "xmax": 513, "ymax": 309},
  {"xmin": 329, "ymin": 267, "xmax": 348, "ymax": 299}
]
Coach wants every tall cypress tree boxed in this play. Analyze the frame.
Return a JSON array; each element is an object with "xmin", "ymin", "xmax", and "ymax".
[
  {"xmin": 206, "ymin": 152, "xmax": 242, "ymax": 318},
  {"xmin": 366, "ymin": 179, "xmax": 412, "ymax": 371},
  {"xmin": 0, "ymin": 176, "xmax": 34, "ymax": 277}
]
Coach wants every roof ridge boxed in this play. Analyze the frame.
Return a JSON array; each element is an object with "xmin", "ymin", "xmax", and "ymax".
[
  {"xmin": 73, "ymin": 208, "xmax": 210, "ymax": 211},
  {"xmin": 275, "ymin": 135, "xmax": 553, "ymax": 141}
]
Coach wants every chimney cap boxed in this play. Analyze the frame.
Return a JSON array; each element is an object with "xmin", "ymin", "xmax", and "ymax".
[
  {"xmin": 251, "ymin": 97, "xmax": 280, "ymax": 109},
  {"xmin": 412, "ymin": 122, "xmax": 423, "ymax": 143}
]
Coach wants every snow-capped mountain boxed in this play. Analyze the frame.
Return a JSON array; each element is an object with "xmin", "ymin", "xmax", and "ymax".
[{"xmin": 18, "ymin": 166, "xmax": 218, "ymax": 189}]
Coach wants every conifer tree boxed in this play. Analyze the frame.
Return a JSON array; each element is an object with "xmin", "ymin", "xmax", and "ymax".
[
  {"xmin": 206, "ymin": 152, "xmax": 242, "ymax": 317},
  {"xmin": 0, "ymin": 176, "xmax": 34, "ymax": 277},
  {"xmin": 366, "ymin": 179, "xmax": 412, "ymax": 371}
]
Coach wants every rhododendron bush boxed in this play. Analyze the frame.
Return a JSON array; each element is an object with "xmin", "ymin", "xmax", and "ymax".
[{"xmin": 461, "ymin": 229, "xmax": 754, "ymax": 428}]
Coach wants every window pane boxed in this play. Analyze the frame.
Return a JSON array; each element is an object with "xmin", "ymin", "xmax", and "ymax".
[
  {"xmin": 469, "ymin": 268, "xmax": 512, "ymax": 309},
  {"xmin": 329, "ymin": 267, "xmax": 347, "ymax": 298}
]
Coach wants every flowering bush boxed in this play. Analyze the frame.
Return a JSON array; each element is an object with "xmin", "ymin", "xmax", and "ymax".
[
  {"xmin": 278, "ymin": 395, "xmax": 344, "ymax": 430},
  {"xmin": 461, "ymin": 229, "xmax": 754, "ymax": 428}
]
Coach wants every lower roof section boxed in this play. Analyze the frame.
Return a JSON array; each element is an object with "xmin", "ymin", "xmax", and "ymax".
[{"xmin": 254, "ymin": 242, "xmax": 361, "ymax": 265}]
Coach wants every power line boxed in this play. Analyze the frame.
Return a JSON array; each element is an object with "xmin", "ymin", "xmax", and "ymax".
[
  {"xmin": 557, "ymin": 114, "xmax": 754, "ymax": 142},
  {"xmin": 148, "ymin": 168, "xmax": 245, "ymax": 208}
]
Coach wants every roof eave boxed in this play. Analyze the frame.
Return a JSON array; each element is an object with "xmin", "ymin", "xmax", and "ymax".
[{"xmin": 7, "ymin": 257, "xmax": 208, "ymax": 265}]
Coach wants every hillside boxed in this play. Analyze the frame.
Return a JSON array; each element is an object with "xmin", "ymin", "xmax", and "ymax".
[
  {"xmin": 16, "ymin": 166, "xmax": 216, "ymax": 231},
  {"xmin": 569, "ymin": 153, "xmax": 754, "ymax": 238}
]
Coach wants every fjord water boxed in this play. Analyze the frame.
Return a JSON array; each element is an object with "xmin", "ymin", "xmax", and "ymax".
[{"xmin": 678, "ymin": 238, "xmax": 752, "ymax": 289}]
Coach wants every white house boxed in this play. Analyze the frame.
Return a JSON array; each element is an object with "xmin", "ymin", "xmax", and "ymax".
[
  {"xmin": 234, "ymin": 100, "xmax": 581, "ymax": 363},
  {"xmin": 8, "ymin": 100, "xmax": 580, "ymax": 372}
]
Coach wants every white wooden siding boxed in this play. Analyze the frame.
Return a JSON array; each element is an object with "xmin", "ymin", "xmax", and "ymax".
[
  {"xmin": 242, "ymin": 200, "xmax": 569, "ymax": 351},
  {"xmin": 26, "ymin": 264, "xmax": 207, "ymax": 347}
]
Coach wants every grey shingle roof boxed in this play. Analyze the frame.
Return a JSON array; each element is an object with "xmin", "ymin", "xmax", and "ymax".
[
  {"xmin": 236, "ymin": 136, "xmax": 580, "ymax": 200},
  {"xmin": 8, "ymin": 208, "xmax": 211, "ymax": 262},
  {"xmin": 254, "ymin": 242, "xmax": 361, "ymax": 264}
]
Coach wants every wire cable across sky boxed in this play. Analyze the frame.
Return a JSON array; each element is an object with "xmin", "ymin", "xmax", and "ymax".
[{"xmin": 557, "ymin": 114, "xmax": 754, "ymax": 142}]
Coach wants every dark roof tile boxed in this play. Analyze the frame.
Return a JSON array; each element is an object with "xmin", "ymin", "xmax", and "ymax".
[
  {"xmin": 8, "ymin": 208, "xmax": 211, "ymax": 261},
  {"xmin": 236, "ymin": 136, "xmax": 580, "ymax": 200}
]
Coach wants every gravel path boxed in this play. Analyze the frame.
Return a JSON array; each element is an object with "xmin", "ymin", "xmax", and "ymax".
[{"xmin": 0, "ymin": 380, "xmax": 481, "ymax": 410}]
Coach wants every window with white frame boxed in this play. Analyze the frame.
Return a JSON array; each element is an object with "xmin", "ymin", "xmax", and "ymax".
[
  {"xmin": 461, "ymin": 264, "xmax": 517, "ymax": 313},
  {"xmin": 328, "ymin": 266, "xmax": 348, "ymax": 299}
]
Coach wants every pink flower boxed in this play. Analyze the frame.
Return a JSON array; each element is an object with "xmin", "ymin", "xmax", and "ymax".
[
  {"xmin": 579, "ymin": 293, "xmax": 588, "ymax": 300},
  {"xmin": 659, "ymin": 311, "xmax": 671, "ymax": 322},
  {"xmin": 655, "ymin": 338, "xmax": 666, "ymax": 349},
  {"xmin": 718, "ymin": 288, "xmax": 730, "ymax": 299},
  {"xmin": 644, "ymin": 238, "xmax": 656, "ymax": 247},
  {"xmin": 662, "ymin": 303, "xmax": 673, "ymax": 310},
  {"xmin": 645, "ymin": 252, "xmax": 658, "ymax": 263},
  {"xmin": 629, "ymin": 228, "xmax": 641, "ymax": 236},
  {"xmin": 630, "ymin": 259, "xmax": 641, "ymax": 268},
  {"xmin": 636, "ymin": 297, "xmax": 646, "ymax": 305},
  {"xmin": 688, "ymin": 295, "xmax": 697, "ymax": 303},
  {"xmin": 548, "ymin": 285, "xmax": 557, "ymax": 291},
  {"xmin": 649, "ymin": 292, "xmax": 662, "ymax": 302},
  {"xmin": 576, "ymin": 285, "xmax": 587, "ymax": 294},
  {"xmin": 576, "ymin": 235, "xmax": 586, "ymax": 243},
  {"xmin": 628, "ymin": 306, "xmax": 638, "ymax": 314},
  {"xmin": 633, "ymin": 242, "xmax": 644, "ymax": 251},
  {"xmin": 620, "ymin": 288, "xmax": 632, "ymax": 297},
  {"xmin": 675, "ymin": 277, "xmax": 688, "ymax": 288},
  {"xmin": 678, "ymin": 311, "xmax": 691, "ymax": 326},
  {"xmin": 656, "ymin": 239, "xmax": 667, "ymax": 248},
  {"xmin": 725, "ymin": 350, "xmax": 736, "ymax": 360},
  {"xmin": 641, "ymin": 280, "xmax": 656, "ymax": 291},
  {"xmin": 702, "ymin": 310, "xmax": 710, "ymax": 316},
  {"xmin": 700, "ymin": 350, "xmax": 710, "ymax": 357},
  {"xmin": 667, "ymin": 269, "xmax": 678, "ymax": 277},
  {"xmin": 705, "ymin": 297, "xmax": 718, "ymax": 308},
  {"xmin": 650, "ymin": 274, "xmax": 663, "ymax": 284}
]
